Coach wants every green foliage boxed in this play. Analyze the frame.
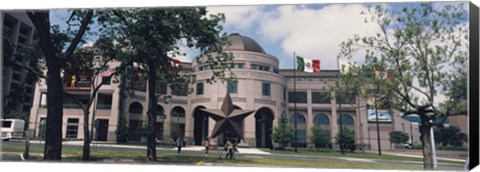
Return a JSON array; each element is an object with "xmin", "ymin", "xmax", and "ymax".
[
  {"xmin": 310, "ymin": 124, "xmax": 331, "ymax": 148},
  {"xmin": 338, "ymin": 3, "xmax": 468, "ymax": 168},
  {"xmin": 115, "ymin": 117, "xmax": 129, "ymax": 143},
  {"xmin": 272, "ymin": 115, "xmax": 294, "ymax": 149},
  {"xmin": 335, "ymin": 127, "xmax": 355, "ymax": 145},
  {"xmin": 434, "ymin": 126, "xmax": 467, "ymax": 147},
  {"xmin": 169, "ymin": 121, "xmax": 182, "ymax": 140},
  {"xmin": 389, "ymin": 131, "xmax": 409, "ymax": 144}
]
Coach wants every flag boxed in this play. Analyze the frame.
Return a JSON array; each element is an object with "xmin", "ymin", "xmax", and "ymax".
[
  {"xmin": 133, "ymin": 62, "xmax": 144, "ymax": 74},
  {"xmin": 296, "ymin": 56, "xmax": 320, "ymax": 73},
  {"xmin": 168, "ymin": 58, "xmax": 181, "ymax": 71},
  {"xmin": 99, "ymin": 66, "xmax": 113, "ymax": 77}
]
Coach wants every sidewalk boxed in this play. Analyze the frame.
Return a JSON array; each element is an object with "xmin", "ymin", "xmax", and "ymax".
[{"xmin": 27, "ymin": 140, "xmax": 271, "ymax": 155}]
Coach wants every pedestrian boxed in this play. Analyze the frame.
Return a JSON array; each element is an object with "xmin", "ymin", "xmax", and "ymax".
[
  {"xmin": 203, "ymin": 138, "xmax": 210, "ymax": 156},
  {"xmin": 224, "ymin": 139, "xmax": 234, "ymax": 159},
  {"xmin": 176, "ymin": 137, "xmax": 183, "ymax": 154}
]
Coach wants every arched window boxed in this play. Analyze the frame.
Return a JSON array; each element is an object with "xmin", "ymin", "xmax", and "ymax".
[
  {"xmin": 313, "ymin": 113, "xmax": 330, "ymax": 125},
  {"xmin": 171, "ymin": 106, "xmax": 186, "ymax": 117},
  {"xmin": 128, "ymin": 102, "xmax": 143, "ymax": 114},
  {"xmin": 337, "ymin": 114, "xmax": 354, "ymax": 125},
  {"xmin": 157, "ymin": 104, "xmax": 164, "ymax": 116},
  {"xmin": 289, "ymin": 113, "xmax": 306, "ymax": 124}
]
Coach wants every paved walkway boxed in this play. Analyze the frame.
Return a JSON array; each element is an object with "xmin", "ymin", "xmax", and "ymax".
[{"xmin": 25, "ymin": 140, "xmax": 467, "ymax": 162}]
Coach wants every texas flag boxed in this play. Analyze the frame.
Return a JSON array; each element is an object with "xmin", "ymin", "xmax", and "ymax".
[{"xmin": 168, "ymin": 58, "xmax": 181, "ymax": 71}]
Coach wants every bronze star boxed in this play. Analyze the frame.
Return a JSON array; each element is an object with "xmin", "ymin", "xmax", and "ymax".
[{"xmin": 200, "ymin": 93, "xmax": 254, "ymax": 140}]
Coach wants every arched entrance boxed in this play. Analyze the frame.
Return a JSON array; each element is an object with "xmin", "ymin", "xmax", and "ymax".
[
  {"xmin": 255, "ymin": 107, "xmax": 274, "ymax": 148},
  {"xmin": 128, "ymin": 102, "xmax": 143, "ymax": 142},
  {"xmin": 170, "ymin": 106, "xmax": 185, "ymax": 140},
  {"xmin": 193, "ymin": 106, "xmax": 209, "ymax": 146},
  {"xmin": 156, "ymin": 104, "xmax": 165, "ymax": 141}
]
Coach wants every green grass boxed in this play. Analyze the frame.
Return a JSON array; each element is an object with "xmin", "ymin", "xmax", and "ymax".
[
  {"xmin": 94, "ymin": 142, "xmax": 176, "ymax": 149},
  {"xmin": 266, "ymin": 148, "xmax": 464, "ymax": 165},
  {"xmin": 1, "ymin": 145, "xmax": 462, "ymax": 170}
]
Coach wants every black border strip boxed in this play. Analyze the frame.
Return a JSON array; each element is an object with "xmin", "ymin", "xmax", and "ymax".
[{"xmin": 469, "ymin": 2, "xmax": 479, "ymax": 170}]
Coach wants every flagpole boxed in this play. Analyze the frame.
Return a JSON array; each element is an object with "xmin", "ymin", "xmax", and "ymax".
[
  {"xmin": 293, "ymin": 52, "xmax": 298, "ymax": 153},
  {"xmin": 337, "ymin": 57, "xmax": 344, "ymax": 154}
]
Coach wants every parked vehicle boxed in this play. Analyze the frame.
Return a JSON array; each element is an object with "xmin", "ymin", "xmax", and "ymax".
[{"xmin": 0, "ymin": 119, "xmax": 25, "ymax": 141}]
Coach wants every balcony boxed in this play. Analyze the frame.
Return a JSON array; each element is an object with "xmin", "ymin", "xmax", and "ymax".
[{"xmin": 96, "ymin": 104, "xmax": 112, "ymax": 110}]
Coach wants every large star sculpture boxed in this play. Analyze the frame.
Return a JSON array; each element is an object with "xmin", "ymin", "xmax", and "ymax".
[{"xmin": 200, "ymin": 93, "xmax": 255, "ymax": 140}]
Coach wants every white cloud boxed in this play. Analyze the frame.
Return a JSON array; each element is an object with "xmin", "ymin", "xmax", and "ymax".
[
  {"xmin": 208, "ymin": 4, "xmax": 380, "ymax": 69},
  {"xmin": 207, "ymin": 5, "xmax": 264, "ymax": 31}
]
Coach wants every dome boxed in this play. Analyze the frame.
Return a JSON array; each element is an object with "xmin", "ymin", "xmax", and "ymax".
[{"xmin": 223, "ymin": 33, "xmax": 266, "ymax": 54}]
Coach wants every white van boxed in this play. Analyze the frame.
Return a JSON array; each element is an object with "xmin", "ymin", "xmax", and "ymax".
[{"xmin": 0, "ymin": 119, "xmax": 25, "ymax": 140}]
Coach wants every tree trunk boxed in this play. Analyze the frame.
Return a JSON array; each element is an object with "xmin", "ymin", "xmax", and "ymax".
[
  {"xmin": 420, "ymin": 115, "xmax": 434, "ymax": 169},
  {"xmin": 43, "ymin": 60, "xmax": 64, "ymax": 160},
  {"xmin": 82, "ymin": 110, "xmax": 91, "ymax": 160},
  {"xmin": 146, "ymin": 63, "xmax": 158, "ymax": 161}
]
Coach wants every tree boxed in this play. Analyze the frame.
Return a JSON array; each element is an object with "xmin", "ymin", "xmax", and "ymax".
[
  {"xmin": 115, "ymin": 116, "xmax": 129, "ymax": 143},
  {"xmin": 389, "ymin": 131, "xmax": 409, "ymax": 145},
  {"xmin": 338, "ymin": 3, "xmax": 468, "ymax": 169},
  {"xmin": 169, "ymin": 121, "xmax": 182, "ymax": 141},
  {"xmin": 310, "ymin": 124, "xmax": 331, "ymax": 149},
  {"xmin": 272, "ymin": 115, "xmax": 294, "ymax": 150},
  {"xmin": 63, "ymin": 45, "xmax": 131, "ymax": 160},
  {"xmin": 27, "ymin": 10, "xmax": 94, "ymax": 160},
  {"xmin": 97, "ymin": 8, "xmax": 232, "ymax": 161},
  {"xmin": 335, "ymin": 127, "xmax": 355, "ymax": 152},
  {"xmin": 434, "ymin": 126, "xmax": 467, "ymax": 147}
]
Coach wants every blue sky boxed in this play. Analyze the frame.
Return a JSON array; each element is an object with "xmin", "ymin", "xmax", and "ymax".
[{"xmin": 49, "ymin": 1, "xmax": 469, "ymax": 71}]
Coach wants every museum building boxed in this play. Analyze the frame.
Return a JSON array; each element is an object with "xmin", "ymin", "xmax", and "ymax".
[{"xmin": 27, "ymin": 33, "xmax": 421, "ymax": 150}]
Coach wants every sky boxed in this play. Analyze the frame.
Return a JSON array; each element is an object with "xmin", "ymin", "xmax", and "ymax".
[
  {"xmin": 48, "ymin": 1, "xmax": 469, "ymax": 71},
  {"xmin": 45, "ymin": 1, "xmax": 469, "ymax": 106}
]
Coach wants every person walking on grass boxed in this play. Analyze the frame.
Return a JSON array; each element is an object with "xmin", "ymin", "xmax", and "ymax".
[
  {"xmin": 176, "ymin": 137, "xmax": 183, "ymax": 154},
  {"xmin": 224, "ymin": 139, "xmax": 234, "ymax": 159},
  {"xmin": 203, "ymin": 138, "xmax": 210, "ymax": 156}
]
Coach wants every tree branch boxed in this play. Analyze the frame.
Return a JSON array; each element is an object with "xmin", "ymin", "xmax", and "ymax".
[{"xmin": 63, "ymin": 10, "xmax": 94, "ymax": 59}]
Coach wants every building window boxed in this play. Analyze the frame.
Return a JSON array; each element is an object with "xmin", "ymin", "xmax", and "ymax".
[
  {"xmin": 236, "ymin": 63, "xmax": 244, "ymax": 69},
  {"xmin": 66, "ymin": 118, "xmax": 79, "ymax": 139},
  {"xmin": 172, "ymin": 81, "xmax": 188, "ymax": 96},
  {"xmin": 289, "ymin": 113, "xmax": 306, "ymax": 124},
  {"xmin": 314, "ymin": 113, "xmax": 330, "ymax": 131},
  {"xmin": 337, "ymin": 92, "xmax": 355, "ymax": 104},
  {"xmin": 39, "ymin": 118, "xmax": 46, "ymax": 138},
  {"xmin": 251, "ymin": 64, "xmax": 258, "ymax": 70},
  {"xmin": 312, "ymin": 92, "xmax": 331, "ymax": 103},
  {"xmin": 288, "ymin": 91, "xmax": 307, "ymax": 103},
  {"xmin": 102, "ymin": 76, "xmax": 111, "ymax": 85},
  {"xmin": 196, "ymin": 82, "xmax": 204, "ymax": 95},
  {"xmin": 227, "ymin": 80, "xmax": 238, "ymax": 94},
  {"xmin": 262, "ymin": 82, "xmax": 270, "ymax": 96},
  {"xmin": 157, "ymin": 81, "xmax": 167, "ymax": 95}
]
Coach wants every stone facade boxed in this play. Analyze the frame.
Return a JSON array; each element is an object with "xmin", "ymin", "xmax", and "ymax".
[{"xmin": 27, "ymin": 33, "xmax": 424, "ymax": 151}]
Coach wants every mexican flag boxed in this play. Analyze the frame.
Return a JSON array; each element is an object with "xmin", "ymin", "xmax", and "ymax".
[{"xmin": 296, "ymin": 56, "xmax": 320, "ymax": 73}]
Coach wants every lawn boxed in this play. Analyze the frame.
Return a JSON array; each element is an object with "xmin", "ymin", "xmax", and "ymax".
[
  {"xmin": 265, "ymin": 148, "xmax": 464, "ymax": 166},
  {"xmin": 0, "ymin": 144, "xmax": 462, "ymax": 170}
]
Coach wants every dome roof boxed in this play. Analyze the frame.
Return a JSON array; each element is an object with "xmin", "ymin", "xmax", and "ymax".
[{"xmin": 223, "ymin": 33, "xmax": 266, "ymax": 54}]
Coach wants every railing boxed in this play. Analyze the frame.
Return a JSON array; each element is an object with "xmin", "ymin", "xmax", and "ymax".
[
  {"xmin": 96, "ymin": 104, "xmax": 112, "ymax": 110},
  {"xmin": 63, "ymin": 103, "xmax": 83, "ymax": 109}
]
